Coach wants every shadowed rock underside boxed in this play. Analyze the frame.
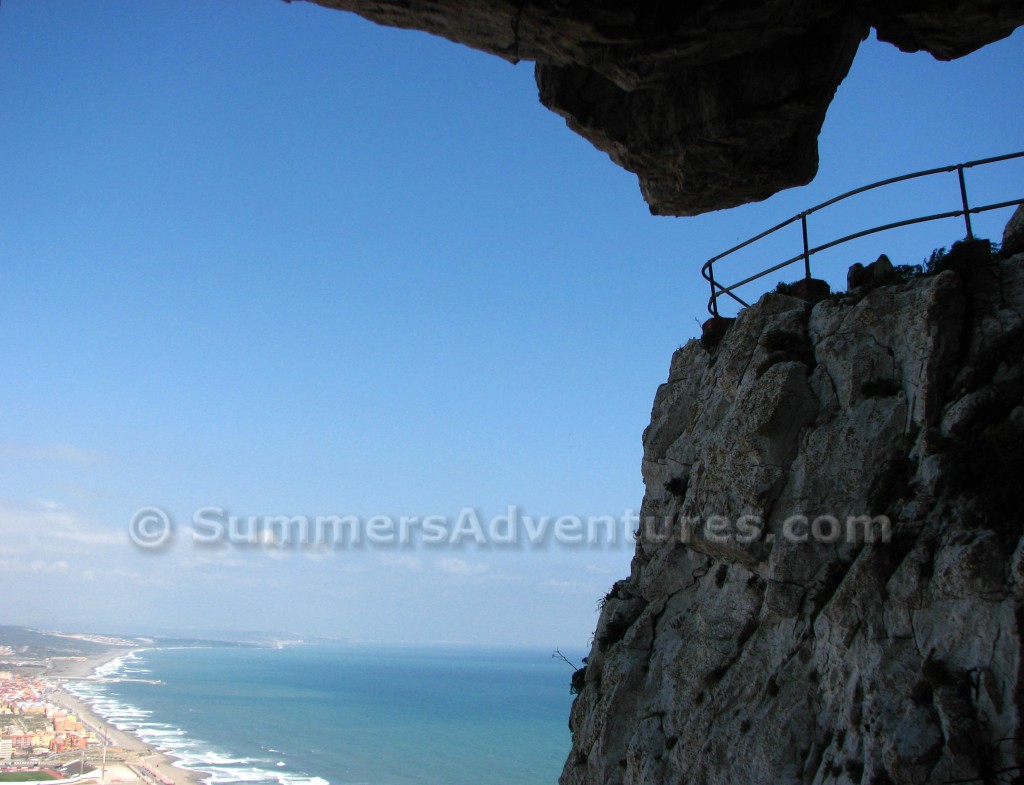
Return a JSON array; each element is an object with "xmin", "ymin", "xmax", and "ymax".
[{"xmin": 306, "ymin": 0, "xmax": 1022, "ymax": 215}]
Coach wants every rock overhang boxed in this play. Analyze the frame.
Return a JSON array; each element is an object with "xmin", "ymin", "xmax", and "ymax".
[{"xmin": 303, "ymin": 0, "xmax": 1023, "ymax": 216}]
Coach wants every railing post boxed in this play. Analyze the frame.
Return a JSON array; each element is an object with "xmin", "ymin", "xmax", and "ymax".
[
  {"xmin": 957, "ymin": 164, "xmax": 974, "ymax": 239},
  {"xmin": 707, "ymin": 262, "xmax": 719, "ymax": 317},
  {"xmin": 801, "ymin": 213, "xmax": 811, "ymax": 280}
]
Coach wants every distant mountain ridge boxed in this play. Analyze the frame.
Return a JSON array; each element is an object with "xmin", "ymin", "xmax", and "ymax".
[{"xmin": 0, "ymin": 625, "xmax": 277, "ymax": 660}]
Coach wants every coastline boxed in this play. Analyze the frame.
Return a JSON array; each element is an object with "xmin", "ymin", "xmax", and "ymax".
[{"xmin": 45, "ymin": 649, "xmax": 204, "ymax": 785}]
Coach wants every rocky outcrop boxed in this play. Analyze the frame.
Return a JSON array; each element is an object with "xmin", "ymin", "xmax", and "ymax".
[
  {"xmin": 304, "ymin": 0, "xmax": 1023, "ymax": 215},
  {"xmin": 562, "ymin": 240, "xmax": 1024, "ymax": 784},
  {"xmin": 1005, "ymin": 204, "xmax": 1024, "ymax": 256}
]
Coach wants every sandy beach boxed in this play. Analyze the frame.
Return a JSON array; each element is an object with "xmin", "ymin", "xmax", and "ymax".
[{"xmin": 44, "ymin": 649, "xmax": 204, "ymax": 785}]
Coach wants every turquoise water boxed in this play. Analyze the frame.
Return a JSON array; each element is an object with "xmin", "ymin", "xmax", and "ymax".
[{"xmin": 66, "ymin": 644, "xmax": 577, "ymax": 785}]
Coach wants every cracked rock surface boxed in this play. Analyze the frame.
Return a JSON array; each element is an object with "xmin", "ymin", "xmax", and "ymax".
[
  {"xmin": 306, "ymin": 0, "xmax": 1023, "ymax": 215},
  {"xmin": 563, "ymin": 244, "xmax": 1024, "ymax": 784}
]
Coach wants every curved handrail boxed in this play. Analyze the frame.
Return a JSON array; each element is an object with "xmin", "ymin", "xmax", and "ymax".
[{"xmin": 702, "ymin": 150, "xmax": 1024, "ymax": 317}]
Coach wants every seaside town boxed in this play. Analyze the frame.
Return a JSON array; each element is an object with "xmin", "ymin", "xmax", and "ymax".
[
  {"xmin": 0, "ymin": 633, "xmax": 178, "ymax": 785},
  {"xmin": 0, "ymin": 626, "xmax": 287, "ymax": 785},
  {"xmin": 0, "ymin": 670, "xmax": 98, "ymax": 758},
  {"xmin": 0, "ymin": 670, "xmax": 177, "ymax": 785}
]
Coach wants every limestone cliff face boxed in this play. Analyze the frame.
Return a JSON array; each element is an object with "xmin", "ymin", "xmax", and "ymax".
[
  {"xmin": 306, "ymin": 0, "xmax": 1023, "ymax": 215},
  {"xmin": 563, "ymin": 246, "xmax": 1024, "ymax": 784}
]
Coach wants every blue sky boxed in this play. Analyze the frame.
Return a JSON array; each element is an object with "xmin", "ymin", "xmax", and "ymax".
[{"xmin": 1, "ymin": 1, "xmax": 1021, "ymax": 647}]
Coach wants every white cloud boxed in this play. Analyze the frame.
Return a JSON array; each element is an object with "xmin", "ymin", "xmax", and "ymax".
[
  {"xmin": 49, "ymin": 528, "xmax": 123, "ymax": 546},
  {"xmin": 31, "ymin": 559, "xmax": 70, "ymax": 572},
  {"xmin": 179, "ymin": 553, "xmax": 254, "ymax": 570},
  {"xmin": 435, "ymin": 557, "xmax": 489, "ymax": 576},
  {"xmin": 0, "ymin": 442, "xmax": 106, "ymax": 465},
  {"xmin": 379, "ymin": 554, "xmax": 421, "ymax": 571},
  {"xmin": 0, "ymin": 497, "xmax": 123, "ymax": 559},
  {"xmin": 0, "ymin": 558, "xmax": 71, "ymax": 575}
]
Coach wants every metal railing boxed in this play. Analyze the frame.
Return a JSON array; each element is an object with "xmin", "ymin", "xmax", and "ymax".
[{"xmin": 702, "ymin": 150, "xmax": 1024, "ymax": 317}]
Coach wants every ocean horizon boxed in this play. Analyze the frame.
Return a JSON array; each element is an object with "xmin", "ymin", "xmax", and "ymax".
[{"xmin": 64, "ymin": 643, "xmax": 580, "ymax": 785}]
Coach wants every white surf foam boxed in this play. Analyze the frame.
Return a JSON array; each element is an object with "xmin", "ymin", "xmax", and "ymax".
[{"xmin": 66, "ymin": 651, "xmax": 330, "ymax": 785}]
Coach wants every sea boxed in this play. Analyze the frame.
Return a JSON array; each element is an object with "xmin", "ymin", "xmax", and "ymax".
[{"xmin": 63, "ymin": 644, "xmax": 580, "ymax": 785}]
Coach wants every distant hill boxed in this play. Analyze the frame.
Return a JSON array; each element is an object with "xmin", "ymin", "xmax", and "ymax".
[
  {"xmin": 0, "ymin": 626, "xmax": 280, "ymax": 660},
  {"xmin": 0, "ymin": 626, "xmax": 123, "ymax": 658}
]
